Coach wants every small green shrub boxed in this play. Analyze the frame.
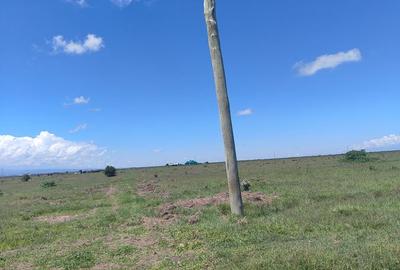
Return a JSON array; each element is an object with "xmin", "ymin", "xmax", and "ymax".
[
  {"xmin": 241, "ymin": 179, "xmax": 251, "ymax": 191},
  {"xmin": 104, "ymin": 165, "xmax": 116, "ymax": 177},
  {"xmin": 41, "ymin": 181, "xmax": 56, "ymax": 188},
  {"xmin": 0, "ymin": 256, "xmax": 5, "ymax": 267},
  {"xmin": 344, "ymin": 150, "xmax": 370, "ymax": 162},
  {"xmin": 21, "ymin": 174, "xmax": 31, "ymax": 182},
  {"xmin": 0, "ymin": 190, "xmax": 3, "ymax": 196}
]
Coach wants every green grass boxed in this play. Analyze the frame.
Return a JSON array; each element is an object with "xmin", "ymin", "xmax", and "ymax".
[{"xmin": 1, "ymin": 151, "xmax": 400, "ymax": 269}]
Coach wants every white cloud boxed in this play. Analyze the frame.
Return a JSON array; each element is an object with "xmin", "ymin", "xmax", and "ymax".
[
  {"xmin": 69, "ymin": 123, "xmax": 88, "ymax": 134},
  {"xmin": 67, "ymin": 0, "xmax": 154, "ymax": 8},
  {"xmin": 52, "ymin": 34, "xmax": 104, "ymax": 55},
  {"xmin": 111, "ymin": 0, "xmax": 134, "ymax": 7},
  {"xmin": 357, "ymin": 134, "xmax": 400, "ymax": 149},
  {"xmin": 237, "ymin": 108, "xmax": 253, "ymax": 116},
  {"xmin": 153, "ymin": 149, "xmax": 162, "ymax": 153},
  {"xmin": 294, "ymin": 48, "xmax": 362, "ymax": 76},
  {"xmin": 0, "ymin": 131, "xmax": 106, "ymax": 168},
  {"xmin": 73, "ymin": 96, "xmax": 90, "ymax": 105},
  {"xmin": 67, "ymin": 0, "xmax": 87, "ymax": 7}
]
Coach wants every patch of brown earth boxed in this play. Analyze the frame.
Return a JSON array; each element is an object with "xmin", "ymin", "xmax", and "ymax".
[
  {"xmin": 33, "ymin": 208, "xmax": 98, "ymax": 224},
  {"xmin": 165, "ymin": 191, "xmax": 276, "ymax": 209},
  {"xmin": 137, "ymin": 181, "xmax": 158, "ymax": 196},
  {"xmin": 106, "ymin": 186, "xmax": 117, "ymax": 196},
  {"xmin": 48, "ymin": 199, "xmax": 65, "ymax": 206},
  {"xmin": 105, "ymin": 234, "xmax": 157, "ymax": 249},
  {"xmin": 243, "ymin": 191, "xmax": 277, "ymax": 204},
  {"xmin": 153, "ymin": 192, "xmax": 276, "ymax": 226},
  {"xmin": 137, "ymin": 180, "xmax": 170, "ymax": 199},
  {"xmin": 33, "ymin": 214, "xmax": 80, "ymax": 224},
  {"xmin": 7, "ymin": 262, "xmax": 34, "ymax": 270}
]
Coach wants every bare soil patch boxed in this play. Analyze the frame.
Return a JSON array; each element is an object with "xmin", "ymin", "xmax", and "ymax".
[
  {"xmin": 106, "ymin": 186, "xmax": 117, "ymax": 197},
  {"xmin": 7, "ymin": 262, "xmax": 34, "ymax": 270},
  {"xmin": 33, "ymin": 214, "xmax": 80, "ymax": 224},
  {"xmin": 162, "ymin": 191, "xmax": 276, "ymax": 210},
  {"xmin": 137, "ymin": 180, "xmax": 170, "ymax": 198},
  {"xmin": 33, "ymin": 208, "xmax": 97, "ymax": 224},
  {"xmin": 153, "ymin": 191, "xmax": 276, "ymax": 226},
  {"xmin": 137, "ymin": 181, "xmax": 158, "ymax": 196},
  {"xmin": 105, "ymin": 234, "xmax": 157, "ymax": 249}
]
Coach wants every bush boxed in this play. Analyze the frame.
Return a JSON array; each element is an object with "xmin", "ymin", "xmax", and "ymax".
[
  {"xmin": 344, "ymin": 150, "xmax": 370, "ymax": 162},
  {"xmin": 241, "ymin": 179, "xmax": 251, "ymax": 191},
  {"xmin": 185, "ymin": 160, "xmax": 199, "ymax": 166},
  {"xmin": 21, "ymin": 174, "xmax": 31, "ymax": 182},
  {"xmin": 0, "ymin": 190, "xmax": 3, "ymax": 196},
  {"xmin": 41, "ymin": 181, "xmax": 56, "ymax": 188},
  {"xmin": 104, "ymin": 166, "xmax": 116, "ymax": 177}
]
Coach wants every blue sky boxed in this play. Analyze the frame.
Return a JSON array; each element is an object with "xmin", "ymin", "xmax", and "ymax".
[{"xmin": 1, "ymin": 0, "xmax": 400, "ymax": 171}]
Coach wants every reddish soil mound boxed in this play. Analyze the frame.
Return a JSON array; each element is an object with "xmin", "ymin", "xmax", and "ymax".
[
  {"xmin": 156, "ymin": 192, "xmax": 276, "ymax": 224},
  {"xmin": 171, "ymin": 191, "xmax": 275, "ymax": 209},
  {"xmin": 137, "ymin": 180, "xmax": 170, "ymax": 198},
  {"xmin": 137, "ymin": 181, "xmax": 158, "ymax": 196}
]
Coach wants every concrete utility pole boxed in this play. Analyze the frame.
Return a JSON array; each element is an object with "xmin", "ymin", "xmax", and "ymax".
[{"xmin": 204, "ymin": 0, "xmax": 244, "ymax": 215}]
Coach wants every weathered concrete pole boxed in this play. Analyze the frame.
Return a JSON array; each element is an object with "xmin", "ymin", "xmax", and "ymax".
[{"xmin": 204, "ymin": 0, "xmax": 244, "ymax": 215}]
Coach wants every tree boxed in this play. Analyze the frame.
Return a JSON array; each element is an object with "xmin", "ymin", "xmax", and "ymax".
[
  {"xmin": 204, "ymin": 0, "xmax": 244, "ymax": 215},
  {"xmin": 344, "ymin": 150, "xmax": 370, "ymax": 162},
  {"xmin": 104, "ymin": 166, "xmax": 117, "ymax": 177},
  {"xmin": 21, "ymin": 174, "xmax": 31, "ymax": 182},
  {"xmin": 185, "ymin": 160, "xmax": 200, "ymax": 166}
]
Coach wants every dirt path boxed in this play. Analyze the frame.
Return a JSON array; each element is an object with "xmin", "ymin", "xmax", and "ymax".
[{"xmin": 105, "ymin": 185, "xmax": 118, "ymax": 212}]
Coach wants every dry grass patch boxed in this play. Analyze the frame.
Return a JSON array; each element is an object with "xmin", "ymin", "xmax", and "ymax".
[{"xmin": 33, "ymin": 214, "xmax": 80, "ymax": 224}]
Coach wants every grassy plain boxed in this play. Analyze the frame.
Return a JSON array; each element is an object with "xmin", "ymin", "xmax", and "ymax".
[{"xmin": 1, "ymin": 151, "xmax": 400, "ymax": 269}]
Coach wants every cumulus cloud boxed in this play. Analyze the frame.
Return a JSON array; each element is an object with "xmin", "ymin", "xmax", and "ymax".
[
  {"xmin": 52, "ymin": 34, "xmax": 104, "ymax": 55},
  {"xmin": 73, "ymin": 96, "xmax": 90, "ymax": 105},
  {"xmin": 294, "ymin": 48, "xmax": 362, "ymax": 76},
  {"xmin": 357, "ymin": 134, "xmax": 400, "ymax": 149},
  {"xmin": 0, "ymin": 132, "xmax": 106, "ymax": 168},
  {"xmin": 69, "ymin": 124, "xmax": 88, "ymax": 134},
  {"xmin": 237, "ymin": 108, "xmax": 253, "ymax": 116}
]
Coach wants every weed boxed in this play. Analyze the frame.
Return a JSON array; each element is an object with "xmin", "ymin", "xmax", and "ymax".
[{"xmin": 41, "ymin": 181, "xmax": 56, "ymax": 188}]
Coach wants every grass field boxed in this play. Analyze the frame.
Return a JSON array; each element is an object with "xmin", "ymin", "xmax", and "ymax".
[{"xmin": 1, "ymin": 151, "xmax": 400, "ymax": 269}]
